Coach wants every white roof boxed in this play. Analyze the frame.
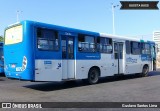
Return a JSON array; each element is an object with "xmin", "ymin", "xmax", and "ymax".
[{"xmin": 100, "ymin": 33, "xmax": 142, "ymax": 42}]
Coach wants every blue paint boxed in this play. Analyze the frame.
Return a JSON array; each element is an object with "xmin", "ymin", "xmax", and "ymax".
[
  {"xmin": 141, "ymin": 55, "xmax": 151, "ymax": 61},
  {"xmin": 76, "ymin": 52, "xmax": 101, "ymax": 60},
  {"xmin": 4, "ymin": 21, "xmax": 34, "ymax": 80},
  {"xmin": 126, "ymin": 57, "xmax": 137, "ymax": 63}
]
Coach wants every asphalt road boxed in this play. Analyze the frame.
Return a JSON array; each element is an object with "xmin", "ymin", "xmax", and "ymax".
[{"xmin": 0, "ymin": 71, "xmax": 160, "ymax": 111}]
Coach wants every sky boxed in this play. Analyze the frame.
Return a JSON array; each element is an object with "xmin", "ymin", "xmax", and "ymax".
[{"xmin": 0, "ymin": 0, "xmax": 160, "ymax": 40}]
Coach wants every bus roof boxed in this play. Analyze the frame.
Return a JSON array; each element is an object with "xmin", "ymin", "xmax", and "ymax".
[
  {"xmin": 21, "ymin": 20, "xmax": 100, "ymax": 36},
  {"xmin": 100, "ymin": 33, "xmax": 141, "ymax": 41},
  {"xmin": 7, "ymin": 20, "xmax": 154, "ymax": 43}
]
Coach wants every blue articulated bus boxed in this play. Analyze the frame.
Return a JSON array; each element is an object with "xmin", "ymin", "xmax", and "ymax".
[{"xmin": 4, "ymin": 20, "xmax": 156, "ymax": 84}]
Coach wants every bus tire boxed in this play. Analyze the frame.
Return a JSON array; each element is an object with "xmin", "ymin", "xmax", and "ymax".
[
  {"xmin": 87, "ymin": 67, "xmax": 99, "ymax": 84},
  {"xmin": 141, "ymin": 65, "xmax": 149, "ymax": 77}
]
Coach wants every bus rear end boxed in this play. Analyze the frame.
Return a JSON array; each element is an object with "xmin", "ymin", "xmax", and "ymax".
[{"xmin": 4, "ymin": 21, "xmax": 34, "ymax": 81}]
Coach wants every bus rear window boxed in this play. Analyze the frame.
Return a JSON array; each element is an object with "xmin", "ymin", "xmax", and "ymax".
[{"xmin": 5, "ymin": 25, "xmax": 23, "ymax": 45}]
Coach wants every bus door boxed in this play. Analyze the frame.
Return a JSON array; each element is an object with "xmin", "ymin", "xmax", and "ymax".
[
  {"xmin": 114, "ymin": 42, "xmax": 124, "ymax": 74},
  {"xmin": 150, "ymin": 44, "xmax": 156, "ymax": 70},
  {"xmin": 61, "ymin": 35, "xmax": 75, "ymax": 80}
]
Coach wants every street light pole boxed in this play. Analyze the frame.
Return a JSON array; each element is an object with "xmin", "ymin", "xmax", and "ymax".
[
  {"xmin": 112, "ymin": 4, "xmax": 115, "ymax": 35},
  {"xmin": 16, "ymin": 10, "xmax": 22, "ymax": 22},
  {"xmin": 111, "ymin": 4, "xmax": 119, "ymax": 35}
]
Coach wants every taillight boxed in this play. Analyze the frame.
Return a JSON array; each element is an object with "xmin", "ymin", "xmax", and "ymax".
[{"xmin": 22, "ymin": 56, "xmax": 27, "ymax": 71}]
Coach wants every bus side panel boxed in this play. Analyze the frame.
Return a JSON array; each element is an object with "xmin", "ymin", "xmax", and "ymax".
[
  {"xmin": 125, "ymin": 55, "xmax": 143, "ymax": 74},
  {"xmin": 33, "ymin": 25, "xmax": 63, "ymax": 81},
  {"xmin": 100, "ymin": 54, "xmax": 115, "ymax": 77},
  {"xmin": 34, "ymin": 60, "xmax": 62, "ymax": 81},
  {"xmin": 141, "ymin": 54, "xmax": 152, "ymax": 72},
  {"xmin": 76, "ymin": 60, "xmax": 99, "ymax": 79},
  {"xmin": 75, "ymin": 53, "xmax": 115, "ymax": 79}
]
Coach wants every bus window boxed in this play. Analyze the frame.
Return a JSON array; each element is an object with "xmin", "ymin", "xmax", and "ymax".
[
  {"xmin": 68, "ymin": 37, "xmax": 74, "ymax": 59},
  {"xmin": 97, "ymin": 37, "xmax": 112, "ymax": 53},
  {"xmin": 37, "ymin": 28, "xmax": 59, "ymax": 51},
  {"xmin": 131, "ymin": 42, "xmax": 141, "ymax": 55},
  {"xmin": 119, "ymin": 44, "xmax": 123, "ymax": 59},
  {"xmin": 5, "ymin": 25, "xmax": 22, "ymax": 45},
  {"xmin": 141, "ymin": 43, "xmax": 151, "ymax": 55},
  {"xmin": 62, "ymin": 37, "xmax": 67, "ymax": 59},
  {"xmin": 114, "ymin": 43, "xmax": 118, "ymax": 59},
  {"xmin": 78, "ymin": 34, "xmax": 96, "ymax": 52},
  {"xmin": 126, "ymin": 40, "xmax": 131, "ymax": 54}
]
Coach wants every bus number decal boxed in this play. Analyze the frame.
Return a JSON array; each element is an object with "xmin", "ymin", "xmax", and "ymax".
[
  {"xmin": 44, "ymin": 61, "xmax": 52, "ymax": 69},
  {"xmin": 16, "ymin": 67, "xmax": 23, "ymax": 72},
  {"xmin": 44, "ymin": 61, "xmax": 52, "ymax": 64}
]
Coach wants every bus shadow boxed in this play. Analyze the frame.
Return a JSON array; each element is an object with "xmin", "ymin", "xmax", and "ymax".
[
  {"xmin": 24, "ymin": 71, "xmax": 160, "ymax": 92},
  {"xmin": 148, "ymin": 71, "xmax": 160, "ymax": 76},
  {"xmin": 24, "ymin": 74, "xmax": 142, "ymax": 92},
  {"xmin": 0, "ymin": 79, "xmax": 5, "ymax": 81},
  {"xmin": 0, "ymin": 73, "xmax": 5, "ymax": 81},
  {"xmin": 24, "ymin": 81, "xmax": 87, "ymax": 91},
  {"xmin": 0, "ymin": 73, "xmax": 5, "ymax": 77}
]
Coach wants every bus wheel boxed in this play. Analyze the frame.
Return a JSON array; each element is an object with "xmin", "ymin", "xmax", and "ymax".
[
  {"xmin": 88, "ymin": 68, "xmax": 99, "ymax": 84},
  {"xmin": 141, "ymin": 65, "xmax": 149, "ymax": 77}
]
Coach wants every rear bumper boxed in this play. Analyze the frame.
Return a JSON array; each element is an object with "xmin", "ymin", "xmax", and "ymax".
[{"xmin": 5, "ymin": 69, "xmax": 34, "ymax": 81}]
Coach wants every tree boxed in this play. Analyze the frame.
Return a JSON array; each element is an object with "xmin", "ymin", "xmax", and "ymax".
[{"xmin": 0, "ymin": 36, "xmax": 4, "ymax": 42}]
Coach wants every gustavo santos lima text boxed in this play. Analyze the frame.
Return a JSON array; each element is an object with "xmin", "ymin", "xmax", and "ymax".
[{"xmin": 122, "ymin": 103, "xmax": 157, "ymax": 108}]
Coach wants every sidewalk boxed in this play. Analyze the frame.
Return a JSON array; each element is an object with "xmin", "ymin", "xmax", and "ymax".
[{"xmin": 156, "ymin": 68, "xmax": 160, "ymax": 71}]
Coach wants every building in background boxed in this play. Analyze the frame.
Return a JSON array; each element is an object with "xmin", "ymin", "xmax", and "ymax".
[
  {"xmin": 153, "ymin": 31, "xmax": 160, "ymax": 48},
  {"xmin": 153, "ymin": 31, "xmax": 160, "ymax": 68}
]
